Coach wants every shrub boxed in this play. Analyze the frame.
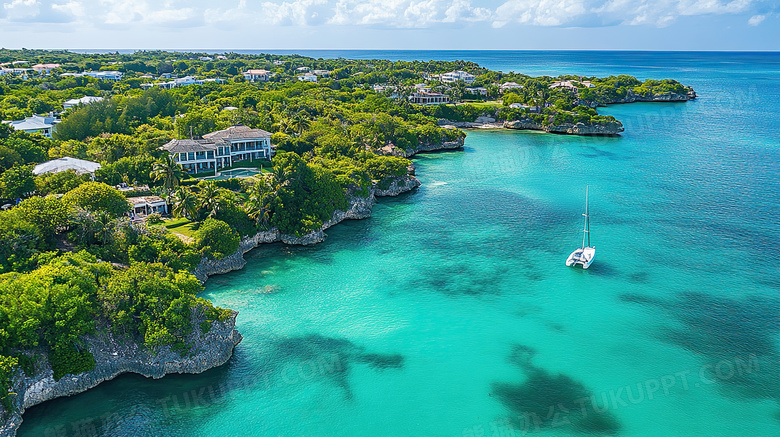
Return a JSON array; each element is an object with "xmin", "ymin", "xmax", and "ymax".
[
  {"xmin": 62, "ymin": 181, "xmax": 130, "ymax": 217},
  {"xmin": 194, "ymin": 218, "xmax": 239, "ymax": 260}
]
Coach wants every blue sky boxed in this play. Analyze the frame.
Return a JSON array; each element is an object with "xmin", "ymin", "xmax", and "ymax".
[{"xmin": 0, "ymin": 1, "xmax": 777, "ymax": 50}]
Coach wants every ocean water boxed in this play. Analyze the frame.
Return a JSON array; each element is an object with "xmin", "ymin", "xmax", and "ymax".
[{"xmin": 18, "ymin": 52, "xmax": 780, "ymax": 436}]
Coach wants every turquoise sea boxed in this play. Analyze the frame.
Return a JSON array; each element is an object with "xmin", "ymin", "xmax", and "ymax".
[{"xmin": 19, "ymin": 51, "xmax": 780, "ymax": 436}]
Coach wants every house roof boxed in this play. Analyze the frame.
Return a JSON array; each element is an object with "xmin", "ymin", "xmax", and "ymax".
[
  {"xmin": 7, "ymin": 115, "xmax": 56, "ymax": 131},
  {"xmin": 64, "ymin": 96, "xmax": 103, "ymax": 106},
  {"xmin": 159, "ymin": 139, "xmax": 217, "ymax": 153},
  {"xmin": 202, "ymin": 125, "xmax": 271, "ymax": 140},
  {"xmin": 128, "ymin": 196, "xmax": 166, "ymax": 206},
  {"xmin": 33, "ymin": 157, "xmax": 101, "ymax": 175},
  {"xmin": 244, "ymin": 69, "xmax": 270, "ymax": 75}
]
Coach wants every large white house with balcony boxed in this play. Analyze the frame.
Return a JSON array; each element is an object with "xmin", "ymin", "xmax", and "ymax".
[
  {"xmin": 160, "ymin": 125, "xmax": 274, "ymax": 174},
  {"xmin": 440, "ymin": 70, "xmax": 476, "ymax": 84}
]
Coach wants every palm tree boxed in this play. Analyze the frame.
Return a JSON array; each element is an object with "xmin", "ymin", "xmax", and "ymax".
[
  {"xmin": 197, "ymin": 181, "xmax": 221, "ymax": 219},
  {"xmin": 291, "ymin": 110, "xmax": 311, "ymax": 136},
  {"xmin": 150, "ymin": 154, "xmax": 185, "ymax": 194},
  {"xmin": 95, "ymin": 211, "xmax": 115, "ymax": 246},
  {"xmin": 244, "ymin": 180, "xmax": 274, "ymax": 229},
  {"xmin": 172, "ymin": 187, "xmax": 198, "ymax": 220}
]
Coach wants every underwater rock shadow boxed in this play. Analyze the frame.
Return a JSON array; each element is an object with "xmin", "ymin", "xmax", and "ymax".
[
  {"xmin": 490, "ymin": 344, "xmax": 621, "ymax": 435},
  {"xmin": 256, "ymin": 334, "xmax": 404, "ymax": 400},
  {"xmin": 618, "ymin": 290, "xmax": 780, "ymax": 402}
]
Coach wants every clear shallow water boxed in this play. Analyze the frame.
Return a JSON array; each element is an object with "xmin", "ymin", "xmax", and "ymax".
[{"xmin": 19, "ymin": 52, "xmax": 780, "ymax": 436}]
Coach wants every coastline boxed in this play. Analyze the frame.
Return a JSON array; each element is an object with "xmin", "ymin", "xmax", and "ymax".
[
  {"xmin": 193, "ymin": 141, "xmax": 461, "ymax": 283},
  {"xmin": 1, "ymin": 312, "xmax": 242, "ymax": 437},
  {"xmin": 0, "ymin": 139, "xmax": 460, "ymax": 437}
]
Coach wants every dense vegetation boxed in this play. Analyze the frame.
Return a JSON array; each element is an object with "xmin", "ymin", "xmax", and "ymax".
[{"xmin": 0, "ymin": 50, "xmax": 692, "ymax": 414}]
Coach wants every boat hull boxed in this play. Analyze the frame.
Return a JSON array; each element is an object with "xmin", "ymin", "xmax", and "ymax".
[{"xmin": 566, "ymin": 247, "xmax": 595, "ymax": 269}]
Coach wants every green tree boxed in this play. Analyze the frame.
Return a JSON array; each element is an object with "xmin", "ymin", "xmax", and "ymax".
[
  {"xmin": 172, "ymin": 186, "xmax": 198, "ymax": 220},
  {"xmin": 61, "ymin": 181, "xmax": 130, "ymax": 217},
  {"xmin": 194, "ymin": 218, "xmax": 239, "ymax": 260},
  {"xmin": 0, "ymin": 164, "xmax": 35, "ymax": 199},
  {"xmin": 150, "ymin": 154, "xmax": 185, "ymax": 193}
]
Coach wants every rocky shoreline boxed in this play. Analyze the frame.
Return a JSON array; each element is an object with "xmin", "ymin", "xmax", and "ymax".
[
  {"xmin": 1, "ymin": 311, "xmax": 243, "ymax": 437},
  {"xmin": 504, "ymin": 119, "xmax": 625, "ymax": 135},
  {"xmin": 194, "ymin": 173, "xmax": 422, "ymax": 282},
  {"xmin": 0, "ymin": 143, "xmax": 444, "ymax": 437}
]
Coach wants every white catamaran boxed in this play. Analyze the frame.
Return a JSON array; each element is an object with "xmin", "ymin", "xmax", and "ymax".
[{"xmin": 566, "ymin": 186, "xmax": 595, "ymax": 269}]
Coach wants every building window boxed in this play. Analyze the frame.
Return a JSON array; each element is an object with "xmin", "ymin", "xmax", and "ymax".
[
  {"xmin": 188, "ymin": 152, "xmax": 195, "ymax": 161},
  {"xmin": 207, "ymin": 151, "xmax": 214, "ymax": 159}
]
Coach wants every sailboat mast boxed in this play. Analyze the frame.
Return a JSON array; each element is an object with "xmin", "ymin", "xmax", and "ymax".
[{"xmin": 582, "ymin": 185, "xmax": 590, "ymax": 248}]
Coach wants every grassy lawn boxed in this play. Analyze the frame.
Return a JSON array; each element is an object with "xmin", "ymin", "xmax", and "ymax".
[
  {"xmin": 463, "ymin": 101, "xmax": 503, "ymax": 109},
  {"xmin": 161, "ymin": 218, "xmax": 199, "ymax": 239}
]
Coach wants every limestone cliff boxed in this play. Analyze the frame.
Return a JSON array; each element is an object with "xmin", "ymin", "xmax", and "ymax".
[
  {"xmin": 504, "ymin": 119, "xmax": 624, "ymax": 135},
  {"xmin": 1, "ymin": 311, "xmax": 242, "ymax": 437},
  {"xmin": 193, "ymin": 175, "xmax": 421, "ymax": 283}
]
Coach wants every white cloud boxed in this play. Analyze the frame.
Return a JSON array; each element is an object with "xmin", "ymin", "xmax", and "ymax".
[
  {"xmin": 747, "ymin": 13, "xmax": 765, "ymax": 25},
  {"xmin": 0, "ymin": 0, "xmax": 774, "ymax": 32}
]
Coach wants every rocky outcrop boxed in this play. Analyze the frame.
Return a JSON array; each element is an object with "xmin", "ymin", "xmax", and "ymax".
[
  {"xmin": 380, "ymin": 137, "xmax": 465, "ymax": 158},
  {"xmin": 600, "ymin": 89, "xmax": 696, "ymax": 104},
  {"xmin": 504, "ymin": 119, "xmax": 544, "ymax": 131},
  {"xmin": 193, "ymin": 175, "xmax": 421, "ymax": 283},
  {"xmin": 546, "ymin": 120, "xmax": 624, "ymax": 135},
  {"xmin": 373, "ymin": 175, "xmax": 422, "ymax": 197},
  {"xmin": 1, "ymin": 311, "xmax": 242, "ymax": 437},
  {"xmin": 504, "ymin": 119, "xmax": 624, "ymax": 136},
  {"xmin": 438, "ymin": 116, "xmax": 504, "ymax": 130}
]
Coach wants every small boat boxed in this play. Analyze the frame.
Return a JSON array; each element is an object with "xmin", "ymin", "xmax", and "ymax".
[{"xmin": 566, "ymin": 186, "xmax": 595, "ymax": 269}]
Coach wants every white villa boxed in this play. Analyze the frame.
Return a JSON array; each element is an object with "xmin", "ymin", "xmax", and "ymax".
[
  {"xmin": 298, "ymin": 73, "xmax": 318, "ymax": 82},
  {"xmin": 128, "ymin": 196, "xmax": 168, "ymax": 219},
  {"xmin": 63, "ymin": 96, "xmax": 104, "ymax": 109},
  {"xmin": 550, "ymin": 80, "xmax": 595, "ymax": 91},
  {"xmin": 465, "ymin": 87, "xmax": 488, "ymax": 96},
  {"xmin": 4, "ymin": 115, "xmax": 58, "ymax": 137},
  {"xmin": 243, "ymin": 69, "xmax": 271, "ymax": 82},
  {"xmin": 83, "ymin": 71, "xmax": 123, "ymax": 81},
  {"xmin": 141, "ymin": 76, "xmax": 223, "ymax": 90},
  {"xmin": 440, "ymin": 70, "xmax": 476, "ymax": 84},
  {"xmin": 160, "ymin": 125, "xmax": 274, "ymax": 174},
  {"xmin": 500, "ymin": 82, "xmax": 523, "ymax": 93},
  {"xmin": 313, "ymin": 70, "xmax": 330, "ymax": 77},
  {"xmin": 409, "ymin": 92, "xmax": 450, "ymax": 105}
]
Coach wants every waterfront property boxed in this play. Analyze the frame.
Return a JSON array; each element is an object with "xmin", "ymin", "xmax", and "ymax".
[
  {"xmin": 160, "ymin": 125, "xmax": 274, "ymax": 174},
  {"xmin": 550, "ymin": 79, "xmax": 595, "ymax": 91},
  {"xmin": 409, "ymin": 91, "xmax": 450, "ymax": 105},
  {"xmin": 63, "ymin": 96, "xmax": 104, "ymax": 109},
  {"xmin": 3, "ymin": 114, "xmax": 58, "ymax": 137}
]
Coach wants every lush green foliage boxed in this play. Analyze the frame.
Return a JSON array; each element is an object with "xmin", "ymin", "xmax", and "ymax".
[
  {"xmin": 195, "ymin": 218, "xmax": 240, "ymax": 260},
  {"xmin": 62, "ymin": 182, "xmax": 130, "ymax": 217}
]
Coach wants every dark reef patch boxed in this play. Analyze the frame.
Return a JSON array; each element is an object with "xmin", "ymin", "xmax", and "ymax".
[
  {"xmin": 491, "ymin": 345, "xmax": 621, "ymax": 435},
  {"xmin": 260, "ymin": 334, "xmax": 405, "ymax": 399},
  {"xmin": 619, "ymin": 291, "xmax": 780, "ymax": 401}
]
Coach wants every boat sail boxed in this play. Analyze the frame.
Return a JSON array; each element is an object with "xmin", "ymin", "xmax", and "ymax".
[{"xmin": 566, "ymin": 186, "xmax": 595, "ymax": 269}]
